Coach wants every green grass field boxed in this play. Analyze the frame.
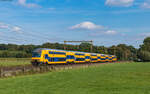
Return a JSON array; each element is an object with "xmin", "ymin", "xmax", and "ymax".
[
  {"xmin": 0, "ymin": 62, "xmax": 150, "ymax": 94},
  {"xmin": 0, "ymin": 58, "xmax": 31, "ymax": 66}
]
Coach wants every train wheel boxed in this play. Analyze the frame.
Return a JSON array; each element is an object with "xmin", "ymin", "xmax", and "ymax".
[
  {"xmin": 67, "ymin": 61, "xmax": 70, "ymax": 64},
  {"xmin": 45, "ymin": 62, "xmax": 48, "ymax": 65}
]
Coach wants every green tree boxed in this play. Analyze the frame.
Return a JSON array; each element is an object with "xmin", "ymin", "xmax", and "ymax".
[
  {"xmin": 138, "ymin": 37, "xmax": 150, "ymax": 62},
  {"xmin": 138, "ymin": 50, "xmax": 150, "ymax": 62}
]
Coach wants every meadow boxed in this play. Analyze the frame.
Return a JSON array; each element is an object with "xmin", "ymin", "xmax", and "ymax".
[
  {"xmin": 0, "ymin": 62, "xmax": 150, "ymax": 94},
  {"xmin": 0, "ymin": 58, "xmax": 31, "ymax": 67}
]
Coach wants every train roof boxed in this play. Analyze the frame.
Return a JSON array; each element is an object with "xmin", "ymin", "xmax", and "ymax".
[
  {"xmin": 33, "ymin": 48, "xmax": 66, "ymax": 52},
  {"xmin": 33, "ymin": 48, "xmax": 95, "ymax": 54},
  {"xmin": 33, "ymin": 48, "xmax": 116, "ymax": 56}
]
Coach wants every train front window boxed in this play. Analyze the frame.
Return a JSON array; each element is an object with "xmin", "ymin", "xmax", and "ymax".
[{"xmin": 32, "ymin": 52, "xmax": 41, "ymax": 57}]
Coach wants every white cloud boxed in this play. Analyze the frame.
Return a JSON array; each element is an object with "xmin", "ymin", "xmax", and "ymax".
[
  {"xmin": 18, "ymin": 0, "xmax": 41, "ymax": 8},
  {"xmin": 12, "ymin": 26, "xmax": 22, "ymax": 33},
  {"xmin": 105, "ymin": 30, "xmax": 117, "ymax": 35},
  {"xmin": 105, "ymin": 0, "xmax": 134, "ymax": 7},
  {"xmin": 141, "ymin": 32, "xmax": 150, "ymax": 37},
  {"xmin": 0, "ymin": 23, "xmax": 9, "ymax": 29},
  {"xmin": 70, "ymin": 21, "xmax": 118, "ymax": 36},
  {"xmin": 141, "ymin": 2, "xmax": 150, "ymax": 9},
  {"xmin": 90, "ymin": 30, "xmax": 117, "ymax": 37},
  {"xmin": 70, "ymin": 21, "xmax": 104, "ymax": 30},
  {"xmin": 0, "ymin": 22, "xmax": 23, "ymax": 33}
]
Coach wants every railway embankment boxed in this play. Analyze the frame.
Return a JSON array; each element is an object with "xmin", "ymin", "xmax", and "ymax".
[{"xmin": 0, "ymin": 62, "xmax": 127, "ymax": 78}]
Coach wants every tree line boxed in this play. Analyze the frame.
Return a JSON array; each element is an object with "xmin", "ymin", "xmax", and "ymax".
[{"xmin": 0, "ymin": 37, "xmax": 150, "ymax": 62}]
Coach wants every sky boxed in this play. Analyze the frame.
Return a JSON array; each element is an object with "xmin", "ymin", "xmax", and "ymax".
[{"xmin": 0, "ymin": 0, "xmax": 150, "ymax": 47}]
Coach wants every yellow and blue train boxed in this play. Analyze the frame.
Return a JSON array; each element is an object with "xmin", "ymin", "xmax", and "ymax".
[{"xmin": 31, "ymin": 48, "xmax": 117, "ymax": 65}]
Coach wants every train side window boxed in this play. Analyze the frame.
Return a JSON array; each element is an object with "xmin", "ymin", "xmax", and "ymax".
[
  {"xmin": 49, "ymin": 51, "xmax": 53, "ymax": 54},
  {"xmin": 76, "ymin": 58, "xmax": 85, "ymax": 61},
  {"xmin": 71, "ymin": 56, "xmax": 75, "ymax": 59},
  {"xmin": 91, "ymin": 58, "xmax": 97, "ymax": 60},
  {"xmin": 53, "ymin": 58, "xmax": 66, "ymax": 62},
  {"xmin": 66, "ymin": 55, "xmax": 70, "ymax": 59},
  {"xmin": 101, "ymin": 58, "xmax": 105, "ymax": 60},
  {"xmin": 45, "ymin": 54, "xmax": 49, "ymax": 59},
  {"xmin": 51, "ymin": 58, "xmax": 54, "ymax": 62},
  {"xmin": 85, "ymin": 56, "xmax": 90, "ymax": 59},
  {"xmin": 75, "ymin": 53, "xmax": 84, "ymax": 56},
  {"xmin": 67, "ymin": 55, "xmax": 75, "ymax": 59},
  {"xmin": 53, "ymin": 52, "xmax": 66, "ymax": 55}
]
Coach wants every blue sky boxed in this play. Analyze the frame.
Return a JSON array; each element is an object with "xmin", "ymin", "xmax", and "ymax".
[{"xmin": 0, "ymin": 0, "xmax": 150, "ymax": 47}]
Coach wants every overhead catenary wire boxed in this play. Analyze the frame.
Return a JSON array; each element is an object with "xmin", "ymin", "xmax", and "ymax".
[{"xmin": 0, "ymin": 29, "xmax": 53, "ymax": 44}]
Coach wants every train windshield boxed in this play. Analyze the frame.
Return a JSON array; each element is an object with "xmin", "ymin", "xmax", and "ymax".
[
  {"xmin": 32, "ymin": 48, "xmax": 42, "ymax": 57},
  {"xmin": 32, "ymin": 52, "xmax": 41, "ymax": 57}
]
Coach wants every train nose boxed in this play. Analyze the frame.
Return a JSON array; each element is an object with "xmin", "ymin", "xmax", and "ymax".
[{"xmin": 32, "ymin": 59, "xmax": 40, "ymax": 62}]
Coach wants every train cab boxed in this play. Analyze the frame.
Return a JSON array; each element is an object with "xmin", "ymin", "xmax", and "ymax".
[{"xmin": 31, "ymin": 48, "xmax": 44, "ymax": 65}]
